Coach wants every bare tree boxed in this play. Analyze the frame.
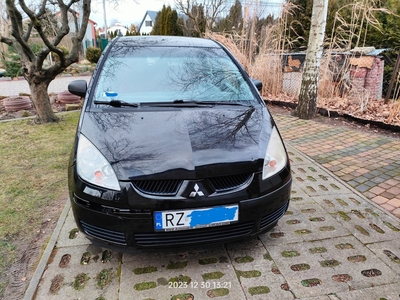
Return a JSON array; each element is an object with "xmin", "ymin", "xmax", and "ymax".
[
  {"xmin": 1, "ymin": 0, "xmax": 91, "ymax": 123},
  {"xmin": 293, "ymin": 0, "xmax": 329, "ymax": 119},
  {"xmin": 0, "ymin": 0, "xmax": 10, "ymax": 58},
  {"xmin": 174, "ymin": 0, "xmax": 227, "ymax": 37}
]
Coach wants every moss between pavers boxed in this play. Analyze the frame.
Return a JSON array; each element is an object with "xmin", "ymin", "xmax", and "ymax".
[
  {"xmin": 383, "ymin": 221, "xmax": 400, "ymax": 232},
  {"xmin": 301, "ymin": 208, "xmax": 316, "ymax": 214},
  {"xmin": 68, "ymin": 228, "xmax": 79, "ymax": 239},
  {"xmin": 202, "ymin": 271, "xmax": 224, "ymax": 281},
  {"xmin": 281, "ymin": 250, "xmax": 300, "ymax": 258},
  {"xmin": 323, "ymin": 199, "xmax": 335, "ymax": 207},
  {"xmin": 351, "ymin": 210, "xmax": 365, "ymax": 218},
  {"xmin": 73, "ymin": 273, "xmax": 90, "ymax": 290},
  {"xmin": 319, "ymin": 226, "xmax": 335, "ymax": 231},
  {"xmin": 263, "ymin": 251, "xmax": 272, "ymax": 261},
  {"xmin": 309, "ymin": 247, "xmax": 327, "ymax": 254},
  {"xmin": 370, "ymin": 223, "xmax": 385, "ymax": 234},
  {"xmin": 335, "ymin": 243, "xmax": 354, "ymax": 250},
  {"xmin": 248, "ymin": 286, "xmax": 270, "ymax": 295},
  {"xmin": 383, "ymin": 250, "xmax": 400, "ymax": 263},
  {"xmin": 97, "ymin": 268, "xmax": 113, "ymax": 288},
  {"xmin": 236, "ymin": 269, "xmax": 261, "ymax": 278},
  {"xmin": 168, "ymin": 275, "xmax": 191, "ymax": 284},
  {"xmin": 337, "ymin": 211, "xmax": 351, "ymax": 221},
  {"xmin": 167, "ymin": 261, "xmax": 188, "ymax": 269},
  {"xmin": 80, "ymin": 251, "xmax": 91, "ymax": 265},
  {"xmin": 101, "ymin": 250, "xmax": 112, "ymax": 262},
  {"xmin": 198, "ymin": 257, "xmax": 218, "ymax": 265},
  {"xmin": 134, "ymin": 281, "xmax": 157, "ymax": 291},
  {"xmin": 347, "ymin": 255, "xmax": 367, "ymax": 263},
  {"xmin": 290, "ymin": 263, "xmax": 310, "ymax": 271},
  {"xmin": 320, "ymin": 259, "xmax": 340, "ymax": 267},
  {"xmin": 365, "ymin": 208, "xmax": 380, "ymax": 217},
  {"xmin": 171, "ymin": 293, "xmax": 194, "ymax": 300},
  {"xmin": 295, "ymin": 229, "xmax": 312, "ymax": 235},
  {"xmin": 234, "ymin": 255, "xmax": 254, "ymax": 263},
  {"xmin": 332, "ymin": 274, "xmax": 352, "ymax": 282},
  {"xmin": 286, "ymin": 219, "xmax": 301, "ymax": 224},
  {"xmin": 361, "ymin": 269, "xmax": 382, "ymax": 277},
  {"xmin": 301, "ymin": 278, "xmax": 321, "ymax": 287},
  {"xmin": 133, "ymin": 266, "xmax": 157, "ymax": 274},
  {"xmin": 355, "ymin": 225, "xmax": 370, "ymax": 236}
]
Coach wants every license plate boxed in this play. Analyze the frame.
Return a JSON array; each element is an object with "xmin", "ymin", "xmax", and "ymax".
[{"xmin": 154, "ymin": 205, "xmax": 239, "ymax": 231}]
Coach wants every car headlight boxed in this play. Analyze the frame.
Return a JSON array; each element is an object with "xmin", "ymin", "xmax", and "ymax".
[
  {"xmin": 262, "ymin": 126, "xmax": 287, "ymax": 180},
  {"xmin": 76, "ymin": 134, "xmax": 120, "ymax": 191}
]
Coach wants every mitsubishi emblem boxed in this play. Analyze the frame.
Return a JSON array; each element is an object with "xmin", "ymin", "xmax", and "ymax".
[{"xmin": 189, "ymin": 184, "xmax": 204, "ymax": 198}]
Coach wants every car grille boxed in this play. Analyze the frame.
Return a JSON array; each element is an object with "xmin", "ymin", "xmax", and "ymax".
[
  {"xmin": 259, "ymin": 202, "xmax": 289, "ymax": 230},
  {"xmin": 132, "ymin": 179, "xmax": 182, "ymax": 196},
  {"xmin": 134, "ymin": 221, "xmax": 254, "ymax": 247},
  {"xmin": 80, "ymin": 220, "xmax": 127, "ymax": 245},
  {"xmin": 132, "ymin": 173, "xmax": 253, "ymax": 196},
  {"xmin": 208, "ymin": 173, "xmax": 253, "ymax": 193}
]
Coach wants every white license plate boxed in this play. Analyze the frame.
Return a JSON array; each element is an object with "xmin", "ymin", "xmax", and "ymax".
[{"xmin": 154, "ymin": 205, "xmax": 239, "ymax": 231}]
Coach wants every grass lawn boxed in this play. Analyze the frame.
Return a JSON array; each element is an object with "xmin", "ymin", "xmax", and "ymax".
[{"xmin": 0, "ymin": 111, "xmax": 80, "ymax": 297}]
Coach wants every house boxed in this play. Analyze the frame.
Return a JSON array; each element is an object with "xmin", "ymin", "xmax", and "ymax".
[
  {"xmin": 55, "ymin": 11, "xmax": 97, "ymax": 54},
  {"xmin": 138, "ymin": 11, "xmax": 158, "ymax": 35},
  {"xmin": 107, "ymin": 22, "xmax": 128, "ymax": 36}
]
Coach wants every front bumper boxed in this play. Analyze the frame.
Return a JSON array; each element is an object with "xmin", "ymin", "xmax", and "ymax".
[{"xmin": 69, "ymin": 170, "xmax": 292, "ymax": 248}]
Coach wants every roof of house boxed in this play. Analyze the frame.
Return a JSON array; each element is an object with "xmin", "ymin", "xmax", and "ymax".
[{"xmin": 138, "ymin": 10, "xmax": 158, "ymax": 31}]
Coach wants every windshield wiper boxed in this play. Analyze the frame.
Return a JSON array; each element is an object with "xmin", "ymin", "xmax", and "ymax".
[
  {"xmin": 143, "ymin": 100, "xmax": 213, "ymax": 108},
  {"xmin": 174, "ymin": 99, "xmax": 254, "ymax": 107},
  {"xmin": 93, "ymin": 100, "xmax": 139, "ymax": 108}
]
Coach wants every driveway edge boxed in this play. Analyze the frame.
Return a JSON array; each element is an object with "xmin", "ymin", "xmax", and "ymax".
[{"xmin": 22, "ymin": 199, "xmax": 71, "ymax": 300}]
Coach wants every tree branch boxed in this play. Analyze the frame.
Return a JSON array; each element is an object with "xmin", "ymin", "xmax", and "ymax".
[
  {"xmin": 6, "ymin": 0, "xmax": 34, "ymax": 60},
  {"xmin": 0, "ymin": 35, "xmax": 13, "ymax": 46}
]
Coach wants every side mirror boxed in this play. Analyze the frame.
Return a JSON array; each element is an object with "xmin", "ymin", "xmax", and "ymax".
[
  {"xmin": 68, "ymin": 80, "xmax": 87, "ymax": 98},
  {"xmin": 251, "ymin": 79, "xmax": 263, "ymax": 92}
]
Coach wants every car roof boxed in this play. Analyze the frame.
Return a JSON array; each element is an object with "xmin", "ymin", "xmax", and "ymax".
[{"xmin": 113, "ymin": 36, "xmax": 221, "ymax": 48}]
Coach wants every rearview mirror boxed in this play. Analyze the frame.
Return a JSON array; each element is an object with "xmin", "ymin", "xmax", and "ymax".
[
  {"xmin": 251, "ymin": 79, "xmax": 263, "ymax": 92},
  {"xmin": 68, "ymin": 80, "xmax": 87, "ymax": 98}
]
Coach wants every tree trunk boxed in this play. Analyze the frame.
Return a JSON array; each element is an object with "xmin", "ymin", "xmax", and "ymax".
[
  {"xmin": 294, "ymin": 0, "xmax": 329, "ymax": 120},
  {"xmin": 29, "ymin": 80, "xmax": 59, "ymax": 123}
]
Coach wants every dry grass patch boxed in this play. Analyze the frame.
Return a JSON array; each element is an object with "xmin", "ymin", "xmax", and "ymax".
[{"xmin": 0, "ymin": 111, "xmax": 80, "ymax": 297}]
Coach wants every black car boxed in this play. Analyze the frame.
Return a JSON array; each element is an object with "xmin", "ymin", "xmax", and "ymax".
[{"xmin": 67, "ymin": 36, "xmax": 291, "ymax": 248}]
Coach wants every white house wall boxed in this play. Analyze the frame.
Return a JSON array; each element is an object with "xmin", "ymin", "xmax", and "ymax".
[{"xmin": 140, "ymin": 14, "xmax": 154, "ymax": 35}]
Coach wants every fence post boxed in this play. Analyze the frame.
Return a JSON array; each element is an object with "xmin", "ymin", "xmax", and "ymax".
[{"xmin": 385, "ymin": 49, "xmax": 400, "ymax": 104}]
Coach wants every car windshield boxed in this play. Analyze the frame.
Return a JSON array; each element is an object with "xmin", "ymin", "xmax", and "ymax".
[{"xmin": 92, "ymin": 46, "xmax": 256, "ymax": 105}]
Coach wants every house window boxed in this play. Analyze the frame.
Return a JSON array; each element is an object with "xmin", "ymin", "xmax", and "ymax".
[{"xmin": 145, "ymin": 20, "xmax": 152, "ymax": 27}]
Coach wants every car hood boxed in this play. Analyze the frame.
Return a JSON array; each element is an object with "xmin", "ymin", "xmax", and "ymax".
[{"xmin": 80, "ymin": 106, "xmax": 274, "ymax": 180}]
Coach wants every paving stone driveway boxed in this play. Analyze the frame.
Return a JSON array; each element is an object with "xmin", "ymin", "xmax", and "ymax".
[{"xmin": 26, "ymin": 144, "xmax": 400, "ymax": 300}]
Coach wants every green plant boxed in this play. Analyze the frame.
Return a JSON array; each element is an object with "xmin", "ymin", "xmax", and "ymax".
[
  {"xmin": 29, "ymin": 43, "xmax": 44, "ymax": 55},
  {"xmin": 86, "ymin": 47, "xmax": 102, "ymax": 63},
  {"xmin": 2, "ymin": 53, "xmax": 22, "ymax": 78},
  {"xmin": 51, "ymin": 46, "xmax": 69, "ymax": 62}
]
